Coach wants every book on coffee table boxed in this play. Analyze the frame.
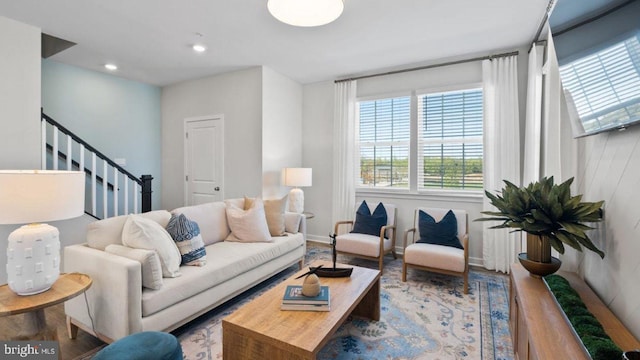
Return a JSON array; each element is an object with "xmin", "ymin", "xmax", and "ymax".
[
  {"xmin": 281, "ymin": 303, "xmax": 330, "ymax": 311},
  {"xmin": 282, "ymin": 285, "xmax": 330, "ymax": 305}
]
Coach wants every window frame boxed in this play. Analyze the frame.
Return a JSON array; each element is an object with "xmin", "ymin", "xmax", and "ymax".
[{"xmin": 355, "ymin": 83, "xmax": 484, "ymax": 199}]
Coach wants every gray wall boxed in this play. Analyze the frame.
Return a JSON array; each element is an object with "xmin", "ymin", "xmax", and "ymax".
[
  {"xmin": 0, "ymin": 16, "xmax": 42, "ymax": 285},
  {"xmin": 262, "ymin": 67, "xmax": 303, "ymax": 199},
  {"xmin": 161, "ymin": 67, "xmax": 263, "ymax": 210},
  {"xmin": 42, "ymin": 59, "xmax": 162, "ymax": 210}
]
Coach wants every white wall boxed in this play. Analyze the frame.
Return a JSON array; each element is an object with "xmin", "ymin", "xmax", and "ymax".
[
  {"xmin": 0, "ymin": 16, "xmax": 43, "ymax": 285},
  {"xmin": 42, "ymin": 59, "xmax": 163, "ymax": 210},
  {"xmin": 161, "ymin": 67, "xmax": 263, "ymax": 210},
  {"xmin": 302, "ymin": 81, "xmax": 335, "ymax": 238},
  {"xmin": 551, "ymin": 1, "xmax": 640, "ymax": 339},
  {"xmin": 570, "ymin": 126, "xmax": 640, "ymax": 339},
  {"xmin": 262, "ymin": 67, "xmax": 303, "ymax": 199},
  {"xmin": 0, "ymin": 16, "xmax": 41, "ymax": 169}
]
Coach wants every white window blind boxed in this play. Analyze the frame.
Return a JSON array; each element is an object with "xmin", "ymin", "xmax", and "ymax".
[
  {"xmin": 559, "ymin": 33, "xmax": 640, "ymax": 133},
  {"xmin": 358, "ymin": 96, "xmax": 410, "ymax": 188},
  {"xmin": 417, "ymin": 88, "xmax": 483, "ymax": 190}
]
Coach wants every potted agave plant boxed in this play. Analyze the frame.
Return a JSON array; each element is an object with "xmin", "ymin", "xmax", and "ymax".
[{"xmin": 477, "ymin": 176, "xmax": 604, "ymax": 277}]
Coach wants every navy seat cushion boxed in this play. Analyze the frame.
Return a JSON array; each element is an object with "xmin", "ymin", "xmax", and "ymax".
[
  {"xmin": 416, "ymin": 209, "xmax": 463, "ymax": 249},
  {"xmin": 93, "ymin": 331, "xmax": 183, "ymax": 360},
  {"xmin": 350, "ymin": 200, "xmax": 387, "ymax": 237}
]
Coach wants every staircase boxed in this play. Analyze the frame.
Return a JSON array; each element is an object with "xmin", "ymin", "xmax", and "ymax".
[{"xmin": 41, "ymin": 111, "xmax": 152, "ymax": 219}]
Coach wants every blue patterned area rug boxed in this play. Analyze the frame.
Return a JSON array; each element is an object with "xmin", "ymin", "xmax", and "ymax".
[{"xmin": 174, "ymin": 244, "xmax": 513, "ymax": 360}]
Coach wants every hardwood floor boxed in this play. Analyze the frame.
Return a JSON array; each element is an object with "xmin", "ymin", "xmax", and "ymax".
[{"xmin": 0, "ymin": 302, "xmax": 105, "ymax": 359}]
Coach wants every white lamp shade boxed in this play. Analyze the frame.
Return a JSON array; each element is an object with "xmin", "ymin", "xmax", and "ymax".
[
  {"xmin": 267, "ymin": 0, "xmax": 344, "ymax": 27},
  {"xmin": 1, "ymin": 170, "xmax": 85, "ymax": 295},
  {"xmin": 0, "ymin": 170, "xmax": 85, "ymax": 224},
  {"xmin": 284, "ymin": 168, "xmax": 312, "ymax": 187}
]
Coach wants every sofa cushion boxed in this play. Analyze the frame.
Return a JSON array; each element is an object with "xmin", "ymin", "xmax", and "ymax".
[
  {"xmin": 284, "ymin": 212, "xmax": 302, "ymax": 234},
  {"xmin": 225, "ymin": 198, "xmax": 272, "ymax": 242},
  {"xmin": 87, "ymin": 210, "xmax": 172, "ymax": 251},
  {"xmin": 166, "ymin": 214, "xmax": 207, "ymax": 266},
  {"xmin": 170, "ymin": 202, "xmax": 229, "ymax": 246},
  {"xmin": 245, "ymin": 196, "xmax": 287, "ymax": 237},
  {"xmin": 105, "ymin": 244, "xmax": 163, "ymax": 290},
  {"xmin": 417, "ymin": 209, "xmax": 463, "ymax": 249},
  {"xmin": 404, "ymin": 242, "xmax": 465, "ymax": 273},
  {"xmin": 122, "ymin": 215, "xmax": 182, "ymax": 278},
  {"xmin": 351, "ymin": 201, "xmax": 387, "ymax": 237},
  {"xmin": 140, "ymin": 233, "xmax": 304, "ymax": 317}
]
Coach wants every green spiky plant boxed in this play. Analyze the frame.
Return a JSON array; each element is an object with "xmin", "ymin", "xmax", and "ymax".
[{"xmin": 477, "ymin": 176, "xmax": 605, "ymax": 258}]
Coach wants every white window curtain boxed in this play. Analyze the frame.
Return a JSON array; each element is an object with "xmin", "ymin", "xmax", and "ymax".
[
  {"xmin": 332, "ymin": 80, "xmax": 357, "ymax": 227},
  {"xmin": 523, "ymin": 43, "xmax": 544, "ymax": 185},
  {"xmin": 482, "ymin": 55, "xmax": 521, "ymax": 273}
]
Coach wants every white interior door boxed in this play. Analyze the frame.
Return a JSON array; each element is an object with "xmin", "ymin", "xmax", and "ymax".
[{"xmin": 184, "ymin": 115, "xmax": 224, "ymax": 205}]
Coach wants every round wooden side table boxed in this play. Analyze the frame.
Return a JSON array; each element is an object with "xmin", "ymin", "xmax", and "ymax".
[{"xmin": 0, "ymin": 272, "xmax": 92, "ymax": 340}]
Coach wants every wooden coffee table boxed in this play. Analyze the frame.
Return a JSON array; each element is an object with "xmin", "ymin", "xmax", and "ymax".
[{"xmin": 222, "ymin": 260, "xmax": 380, "ymax": 360}]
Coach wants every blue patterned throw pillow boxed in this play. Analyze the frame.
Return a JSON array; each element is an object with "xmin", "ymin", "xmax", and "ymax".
[
  {"xmin": 350, "ymin": 200, "xmax": 388, "ymax": 237},
  {"xmin": 417, "ymin": 210, "xmax": 463, "ymax": 249},
  {"xmin": 166, "ymin": 213, "xmax": 207, "ymax": 266}
]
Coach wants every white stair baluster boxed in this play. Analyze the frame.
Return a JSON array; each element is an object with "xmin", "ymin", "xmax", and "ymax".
[
  {"xmin": 113, "ymin": 168, "xmax": 118, "ymax": 217},
  {"xmin": 66, "ymin": 134, "xmax": 72, "ymax": 170},
  {"xmin": 92, "ymin": 153, "xmax": 97, "ymax": 216},
  {"xmin": 79, "ymin": 144, "xmax": 85, "ymax": 175},
  {"xmin": 134, "ymin": 182, "xmax": 139, "ymax": 214},
  {"xmin": 124, "ymin": 178, "xmax": 129, "ymax": 215},
  {"xmin": 103, "ymin": 160, "xmax": 108, "ymax": 218},
  {"xmin": 53, "ymin": 126, "xmax": 59, "ymax": 170},
  {"xmin": 41, "ymin": 120, "xmax": 47, "ymax": 170}
]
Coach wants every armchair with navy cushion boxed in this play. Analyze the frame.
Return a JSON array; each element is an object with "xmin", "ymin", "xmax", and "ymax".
[
  {"xmin": 333, "ymin": 201, "xmax": 397, "ymax": 272},
  {"xmin": 402, "ymin": 207, "xmax": 469, "ymax": 294}
]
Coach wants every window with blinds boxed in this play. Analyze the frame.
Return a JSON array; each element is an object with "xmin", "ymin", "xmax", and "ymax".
[
  {"xmin": 559, "ymin": 33, "xmax": 640, "ymax": 134},
  {"xmin": 358, "ymin": 96, "xmax": 410, "ymax": 188},
  {"xmin": 417, "ymin": 88, "xmax": 483, "ymax": 190}
]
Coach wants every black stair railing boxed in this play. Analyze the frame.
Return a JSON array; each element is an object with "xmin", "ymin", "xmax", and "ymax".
[{"xmin": 41, "ymin": 110, "xmax": 152, "ymax": 219}]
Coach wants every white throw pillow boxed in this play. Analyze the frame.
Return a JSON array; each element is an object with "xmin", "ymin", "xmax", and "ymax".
[
  {"xmin": 122, "ymin": 215, "xmax": 182, "ymax": 278},
  {"xmin": 245, "ymin": 196, "xmax": 287, "ymax": 236},
  {"xmin": 105, "ymin": 244, "xmax": 163, "ymax": 290},
  {"xmin": 224, "ymin": 198, "xmax": 272, "ymax": 242}
]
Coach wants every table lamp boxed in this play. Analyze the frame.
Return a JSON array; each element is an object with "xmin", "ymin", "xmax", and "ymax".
[
  {"xmin": 284, "ymin": 168, "xmax": 312, "ymax": 214},
  {"xmin": 0, "ymin": 170, "xmax": 85, "ymax": 295}
]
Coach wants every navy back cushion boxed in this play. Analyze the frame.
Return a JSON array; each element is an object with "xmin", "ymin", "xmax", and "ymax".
[
  {"xmin": 350, "ymin": 200, "xmax": 387, "ymax": 237},
  {"xmin": 417, "ymin": 209, "xmax": 463, "ymax": 249}
]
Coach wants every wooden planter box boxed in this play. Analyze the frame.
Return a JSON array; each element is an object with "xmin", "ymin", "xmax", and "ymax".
[{"xmin": 509, "ymin": 263, "xmax": 640, "ymax": 360}]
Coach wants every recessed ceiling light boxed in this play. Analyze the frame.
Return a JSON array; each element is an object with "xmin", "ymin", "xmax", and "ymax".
[
  {"xmin": 192, "ymin": 44, "xmax": 206, "ymax": 53},
  {"xmin": 104, "ymin": 64, "xmax": 118, "ymax": 71}
]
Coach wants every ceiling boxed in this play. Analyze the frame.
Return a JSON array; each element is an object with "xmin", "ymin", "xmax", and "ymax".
[{"xmin": 0, "ymin": 0, "xmax": 551, "ymax": 87}]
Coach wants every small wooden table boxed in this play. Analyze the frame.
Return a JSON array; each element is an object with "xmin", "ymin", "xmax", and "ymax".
[
  {"xmin": 0, "ymin": 272, "xmax": 92, "ymax": 340},
  {"xmin": 222, "ymin": 260, "xmax": 380, "ymax": 360}
]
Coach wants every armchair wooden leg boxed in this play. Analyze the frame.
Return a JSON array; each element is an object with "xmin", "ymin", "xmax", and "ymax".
[
  {"xmin": 463, "ymin": 273, "xmax": 469, "ymax": 294},
  {"xmin": 402, "ymin": 263, "xmax": 407, "ymax": 282},
  {"xmin": 378, "ymin": 256, "xmax": 384, "ymax": 273},
  {"xmin": 298, "ymin": 258, "xmax": 304, "ymax": 270},
  {"xmin": 391, "ymin": 250, "xmax": 397, "ymax": 259}
]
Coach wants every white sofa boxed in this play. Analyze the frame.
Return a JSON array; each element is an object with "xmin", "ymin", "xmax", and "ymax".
[{"xmin": 64, "ymin": 200, "xmax": 306, "ymax": 343}]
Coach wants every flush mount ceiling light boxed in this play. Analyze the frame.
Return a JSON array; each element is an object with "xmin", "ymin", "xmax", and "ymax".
[
  {"xmin": 267, "ymin": 0, "xmax": 344, "ymax": 27},
  {"xmin": 104, "ymin": 63, "xmax": 118, "ymax": 71}
]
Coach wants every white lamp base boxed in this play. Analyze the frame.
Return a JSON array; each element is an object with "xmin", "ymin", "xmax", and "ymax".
[
  {"xmin": 288, "ymin": 188, "xmax": 305, "ymax": 214},
  {"xmin": 7, "ymin": 224, "xmax": 60, "ymax": 296}
]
